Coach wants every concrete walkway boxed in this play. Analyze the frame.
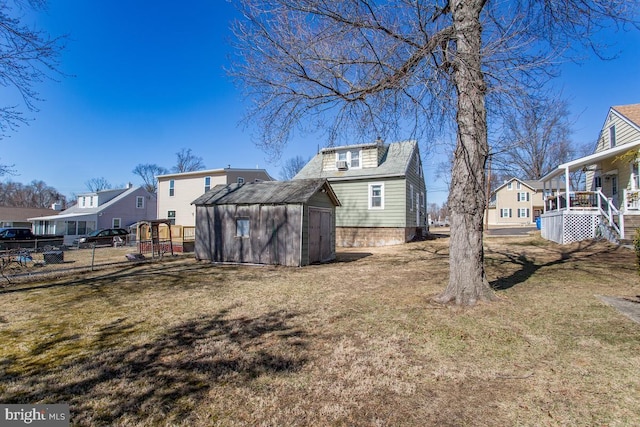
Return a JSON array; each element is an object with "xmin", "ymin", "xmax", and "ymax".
[{"xmin": 597, "ymin": 295, "xmax": 640, "ymax": 325}]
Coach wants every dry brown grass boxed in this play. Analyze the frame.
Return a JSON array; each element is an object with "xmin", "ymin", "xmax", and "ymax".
[{"xmin": 0, "ymin": 233, "xmax": 639, "ymax": 426}]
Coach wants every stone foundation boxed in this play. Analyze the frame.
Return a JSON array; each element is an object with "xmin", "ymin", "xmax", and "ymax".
[{"xmin": 336, "ymin": 227, "xmax": 426, "ymax": 247}]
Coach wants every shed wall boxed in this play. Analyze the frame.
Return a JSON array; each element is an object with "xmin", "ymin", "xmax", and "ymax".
[{"xmin": 195, "ymin": 204, "xmax": 304, "ymax": 266}]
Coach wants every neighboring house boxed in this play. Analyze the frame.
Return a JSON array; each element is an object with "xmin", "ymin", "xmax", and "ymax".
[
  {"xmin": 486, "ymin": 178, "xmax": 550, "ymax": 226},
  {"xmin": 0, "ymin": 206, "xmax": 62, "ymax": 228},
  {"xmin": 540, "ymin": 103, "xmax": 640, "ymax": 243},
  {"xmin": 293, "ymin": 139, "xmax": 428, "ymax": 247},
  {"xmin": 29, "ymin": 185, "xmax": 157, "ymax": 245},
  {"xmin": 192, "ymin": 179, "xmax": 340, "ymax": 266},
  {"xmin": 157, "ymin": 168, "xmax": 274, "ymax": 227}
]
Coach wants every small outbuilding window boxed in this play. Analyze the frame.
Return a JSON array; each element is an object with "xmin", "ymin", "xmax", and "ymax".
[{"xmin": 236, "ymin": 218, "xmax": 250, "ymax": 237}]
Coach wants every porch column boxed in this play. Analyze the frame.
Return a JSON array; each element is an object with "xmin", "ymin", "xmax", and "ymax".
[{"xmin": 565, "ymin": 167, "xmax": 571, "ymax": 211}]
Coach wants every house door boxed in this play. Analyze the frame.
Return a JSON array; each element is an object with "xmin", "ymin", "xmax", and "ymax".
[{"xmin": 308, "ymin": 208, "xmax": 333, "ymax": 263}]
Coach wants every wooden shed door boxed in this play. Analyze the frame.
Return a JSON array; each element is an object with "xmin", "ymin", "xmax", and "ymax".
[{"xmin": 309, "ymin": 208, "xmax": 333, "ymax": 263}]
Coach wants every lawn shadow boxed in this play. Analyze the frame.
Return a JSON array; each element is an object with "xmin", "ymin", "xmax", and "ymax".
[
  {"xmin": 334, "ymin": 252, "xmax": 373, "ymax": 263},
  {"xmin": 0, "ymin": 261, "xmax": 217, "ymax": 295},
  {"xmin": 489, "ymin": 240, "xmax": 619, "ymax": 290},
  {"xmin": 2, "ymin": 307, "xmax": 309, "ymax": 425}
]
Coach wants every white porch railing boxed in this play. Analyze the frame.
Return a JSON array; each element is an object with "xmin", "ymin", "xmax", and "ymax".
[
  {"xmin": 623, "ymin": 189, "xmax": 640, "ymax": 211},
  {"xmin": 541, "ymin": 190, "xmax": 624, "ymax": 243}
]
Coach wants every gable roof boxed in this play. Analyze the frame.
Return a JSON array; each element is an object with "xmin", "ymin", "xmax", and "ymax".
[
  {"xmin": 293, "ymin": 140, "xmax": 418, "ymax": 181},
  {"xmin": 0, "ymin": 206, "xmax": 59, "ymax": 222},
  {"xmin": 612, "ymin": 104, "xmax": 640, "ymax": 129},
  {"xmin": 192, "ymin": 179, "xmax": 340, "ymax": 206},
  {"xmin": 492, "ymin": 177, "xmax": 541, "ymax": 194},
  {"xmin": 28, "ymin": 186, "xmax": 154, "ymax": 221}
]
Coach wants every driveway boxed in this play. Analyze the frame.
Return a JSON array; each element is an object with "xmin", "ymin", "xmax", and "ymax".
[{"xmin": 485, "ymin": 227, "xmax": 538, "ymax": 236}]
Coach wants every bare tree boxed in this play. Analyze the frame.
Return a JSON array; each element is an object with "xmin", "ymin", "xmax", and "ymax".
[
  {"xmin": 231, "ymin": 0, "xmax": 639, "ymax": 305},
  {"xmin": 492, "ymin": 96, "xmax": 578, "ymax": 180},
  {"xmin": 280, "ymin": 155, "xmax": 308, "ymax": 180},
  {"xmin": 172, "ymin": 148, "xmax": 205, "ymax": 173},
  {"xmin": 132, "ymin": 163, "xmax": 169, "ymax": 193},
  {"xmin": 1, "ymin": 0, "xmax": 65, "ymax": 172},
  {"xmin": 0, "ymin": 180, "xmax": 64, "ymax": 208},
  {"xmin": 85, "ymin": 177, "xmax": 112, "ymax": 192}
]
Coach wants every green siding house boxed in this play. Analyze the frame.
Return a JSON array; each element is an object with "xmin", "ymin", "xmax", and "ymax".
[{"xmin": 294, "ymin": 140, "xmax": 428, "ymax": 247}]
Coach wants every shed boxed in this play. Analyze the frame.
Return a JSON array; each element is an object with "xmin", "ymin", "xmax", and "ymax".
[{"xmin": 192, "ymin": 179, "xmax": 341, "ymax": 266}]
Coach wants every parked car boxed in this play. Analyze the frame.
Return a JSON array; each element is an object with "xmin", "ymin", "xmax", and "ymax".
[
  {"xmin": 0, "ymin": 227, "xmax": 64, "ymax": 250},
  {"xmin": 0, "ymin": 227, "xmax": 37, "ymax": 240},
  {"xmin": 75, "ymin": 228, "xmax": 129, "ymax": 247}
]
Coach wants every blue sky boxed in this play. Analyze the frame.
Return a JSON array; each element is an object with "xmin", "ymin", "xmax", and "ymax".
[{"xmin": 2, "ymin": 1, "xmax": 640, "ymax": 207}]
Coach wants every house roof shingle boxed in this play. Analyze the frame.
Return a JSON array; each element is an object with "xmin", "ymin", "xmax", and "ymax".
[
  {"xmin": 0, "ymin": 206, "xmax": 59, "ymax": 222},
  {"xmin": 612, "ymin": 103, "xmax": 640, "ymax": 128},
  {"xmin": 192, "ymin": 179, "xmax": 340, "ymax": 206},
  {"xmin": 293, "ymin": 140, "xmax": 418, "ymax": 181}
]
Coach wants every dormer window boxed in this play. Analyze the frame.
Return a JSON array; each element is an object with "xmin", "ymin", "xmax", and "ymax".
[{"xmin": 335, "ymin": 149, "xmax": 361, "ymax": 170}]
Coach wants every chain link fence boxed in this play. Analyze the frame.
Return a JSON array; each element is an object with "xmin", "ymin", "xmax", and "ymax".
[{"xmin": 0, "ymin": 239, "xmax": 188, "ymax": 285}]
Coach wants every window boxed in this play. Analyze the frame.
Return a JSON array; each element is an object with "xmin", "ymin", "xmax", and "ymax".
[
  {"xmin": 136, "ymin": 196, "xmax": 144, "ymax": 209},
  {"xmin": 77, "ymin": 221, "xmax": 87, "ymax": 235},
  {"xmin": 169, "ymin": 180, "xmax": 175, "ymax": 197},
  {"xmin": 500, "ymin": 208, "xmax": 512, "ymax": 218},
  {"xmin": 518, "ymin": 208, "xmax": 530, "ymax": 218},
  {"xmin": 369, "ymin": 183, "xmax": 384, "ymax": 209},
  {"xmin": 81, "ymin": 197, "xmax": 86, "ymax": 207},
  {"xmin": 336, "ymin": 149, "xmax": 362, "ymax": 169},
  {"xmin": 610, "ymin": 126, "xmax": 616, "ymax": 148},
  {"xmin": 237, "ymin": 177, "xmax": 245, "ymax": 184},
  {"xmin": 66, "ymin": 221, "xmax": 76, "ymax": 235},
  {"xmin": 112, "ymin": 218, "xmax": 121, "ymax": 228},
  {"xmin": 350, "ymin": 150, "xmax": 360, "ymax": 168},
  {"xmin": 167, "ymin": 210, "xmax": 176, "ymax": 225},
  {"xmin": 517, "ymin": 192, "xmax": 530, "ymax": 202},
  {"xmin": 236, "ymin": 218, "xmax": 250, "ymax": 237},
  {"xmin": 507, "ymin": 182, "xmax": 512, "ymax": 190},
  {"xmin": 612, "ymin": 176, "xmax": 618, "ymax": 195},
  {"xmin": 516, "ymin": 181, "xmax": 521, "ymax": 190},
  {"xmin": 594, "ymin": 176, "xmax": 602, "ymax": 189},
  {"xmin": 204, "ymin": 176, "xmax": 211, "ymax": 192}
]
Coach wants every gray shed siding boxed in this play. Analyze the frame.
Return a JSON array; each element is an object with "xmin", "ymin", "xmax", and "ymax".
[
  {"xmin": 300, "ymin": 191, "xmax": 337, "ymax": 265},
  {"xmin": 195, "ymin": 204, "xmax": 303, "ymax": 266}
]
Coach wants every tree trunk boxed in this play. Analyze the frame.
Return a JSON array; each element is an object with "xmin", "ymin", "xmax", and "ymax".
[{"xmin": 436, "ymin": 0, "xmax": 496, "ymax": 305}]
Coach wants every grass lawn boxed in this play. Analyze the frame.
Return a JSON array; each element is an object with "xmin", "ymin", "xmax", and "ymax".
[{"xmin": 0, "ymin": 233, "xmax": 639, "ymax": 426}]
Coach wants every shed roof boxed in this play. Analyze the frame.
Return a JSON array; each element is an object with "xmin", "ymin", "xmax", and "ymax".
[
  {"xmin": 192, "ymin": 179, "xmax": 340, "ymax": 206},
  {"xmin": 293, "ymin": 140, "xmax": 418, "ymax": 181}
]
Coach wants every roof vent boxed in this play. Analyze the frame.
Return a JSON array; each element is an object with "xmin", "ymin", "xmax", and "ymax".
[{"xmin": 336, "ymin": 160, "xmax": 348, "ymax": 170}]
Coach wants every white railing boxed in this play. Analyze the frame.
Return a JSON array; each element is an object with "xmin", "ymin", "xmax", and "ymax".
[
  {"xmin": 623, "ymin": 189, "xmax": 640, "ymax": 211},
  {"xmin": 595, "ymin": 190, "xmax": 623, "ymax": 239},
  {"xmin": 542, "ymin": 190, "xmax": 624, "ymax": 241}
]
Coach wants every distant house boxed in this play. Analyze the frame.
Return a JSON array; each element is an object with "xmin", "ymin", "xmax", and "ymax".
[
  {"xmin": 156, "ymin": 168, "xmax": 275, "ymax": 227},
  {"xmin": 192, "ymin": 179, "xmax": 340, "ymax": 266},
  {"xmin": 293, "ymin": 140, "xmax": 427, "ymax": 247},
  {"xmin": 485, "ymin": 178, "xmax": 550, "ymax": 226},
  {"xmin": 0, "ymin": 206, "xmax": 61, "ymax": 228},
  {"xmin": 540, "ymin": 103, "xmax": 640, "ymax": 243},
  {"xmin": 29, "ymin": 185, "xmax": 157, "ymax": 245}
]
